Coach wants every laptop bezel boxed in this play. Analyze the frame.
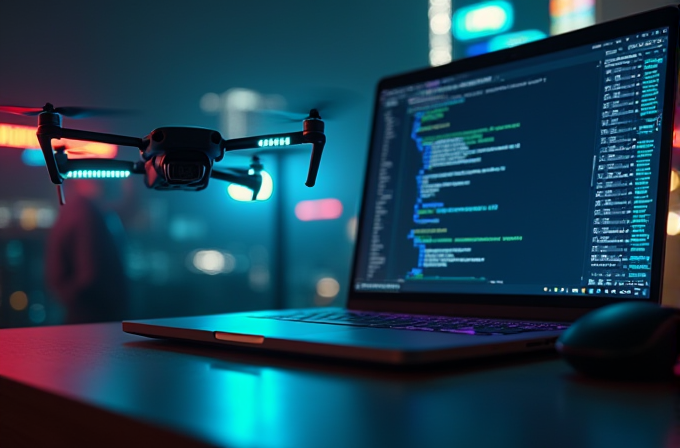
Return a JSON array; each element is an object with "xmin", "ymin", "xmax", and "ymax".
[{"xmin": 347, "ymin": 6, "xmax": 680, "ymax": 322}]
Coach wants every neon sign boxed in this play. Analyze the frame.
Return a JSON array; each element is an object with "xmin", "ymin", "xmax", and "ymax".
[
  {"xmin": 0, "ymin": 123, "xmax": 117, "ymax": 158},
  {"xmin": 295, "ymin": 198, "xmax": 343, "ymax": 221},
  {"xmin": 452, "ymin": 1, "xmax": 514, "ymax": 41}
]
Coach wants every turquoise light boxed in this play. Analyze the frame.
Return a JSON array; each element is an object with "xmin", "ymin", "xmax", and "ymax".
[
  {"xmin": 66, "ymin": 170, "xmax": 131, "ymax": 179},
  {"xmin": 257, "ymin": 137, "xmax": 290, "ymax": 147},
  {"xmin": 488, "ymin": 29, "xmax": 547, "ymax": 52},
  {"xmin": 453, "ymin": 1, "xmax": 514, "ymax": 41},
  {"xmin": 21, "ymin": 149, "xmax": 46, "ymax": 166},
  {"xmin": 227, "ymin": 170, "xmax": 273, "ymax": 202}
]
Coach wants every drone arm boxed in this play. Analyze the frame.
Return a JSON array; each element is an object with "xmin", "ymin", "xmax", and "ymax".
[
  {"xmin": 57, "ymin": 158, "xmax": 145, "ymax": 176},
  {"xmin": 221, "ymin": 121, "xmax": 326, "ymax": 188},
  {"xmin": 211, "ymin": 168, "xmax": 262, "ymax": 200},
  {"xmin": 302, "ymin": 131, "xmax": 325, "ymax": 188},
  {"xmin": 36, "ymin": 132, "xmax": 65, "ymax": 184},
  {"xmin": 221, "ymin": 131, "xmax": 305, "ymax": 152},
  {"xmin": 37, "ymin": 123, "xmax": 147, "ymax": 185},
  {"xmin": 59, "ymin": 128, "xmax": 145, "ymax": 149}
]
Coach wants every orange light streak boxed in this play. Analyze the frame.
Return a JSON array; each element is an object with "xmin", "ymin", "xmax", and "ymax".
[{"xmin": 0, "ymin": 123, "xmax": 118, "ymax": 158}]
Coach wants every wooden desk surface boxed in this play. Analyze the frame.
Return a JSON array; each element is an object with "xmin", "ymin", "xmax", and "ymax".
[{"xmin": 1, "ymin": 322, "xmax": 679, "ymax": 448}]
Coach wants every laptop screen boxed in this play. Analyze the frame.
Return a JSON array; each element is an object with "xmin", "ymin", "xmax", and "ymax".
[{"xmin": 352, "ymin": 22, "xmax": 675, "ymax": 304}]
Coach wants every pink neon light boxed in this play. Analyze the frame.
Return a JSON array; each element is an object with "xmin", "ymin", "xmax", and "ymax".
[
  {"xmin": 295, "ymin": 198, "xmax": 343, "ymax": 221},
  {"xmin": 675, "ymin": 127, "xmax": 679, "ymax": 148}
]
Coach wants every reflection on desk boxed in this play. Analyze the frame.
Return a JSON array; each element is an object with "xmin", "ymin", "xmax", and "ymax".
[{"xmin": 0, "ymin": 323, "xmax": 679, "ymax": 448}]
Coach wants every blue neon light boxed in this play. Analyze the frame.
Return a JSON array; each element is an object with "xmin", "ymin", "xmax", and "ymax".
[
  {"xmin": 466, "ymin": 41, "xmax": 491, "ymax": 57},
  {"xmin": 21, "ymin": 149, "xmax": 46, "ymax": 166},
  {"xmin": 453, "ymin": 1, "xmax": 514, "ymax": 41}
]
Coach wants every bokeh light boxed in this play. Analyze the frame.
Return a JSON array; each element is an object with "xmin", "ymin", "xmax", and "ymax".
[
  {"xmin": 193, "ymin": 250, "xmax": 226, "ymax": 275},
  {"xmin": 428, "ymin": 0, "xmax": 452, "ymax": 66},
  {"xmin": 668, "ymin": 212, "xmax": 680, "ymax": 236},
  {"xmin": 190, "ymin": 250, "xmax": 237, "ymax": 275},
  {"xmin": 249, "ymin": 265, "xmax": 270, "ymax": 292},
  {"xmin": 295, "ymin": 198, "xmax": 343, "ymax": 221},
  {"xmin": 0, "ymin": 207, "xmax": 10, "ymax": 228},
  {"xmin": 671, "ymin": 169, "xmax": 679, "ymax": 192},
  {"xmin": 200, "ymin": 92, "xmax": 221, "ymax": 112},
  {"xmin": 227, "ymin": 170, "xmax": 273, "ymax": 202},
  {"xmin": 346, "ymin": 216, "xmax": 358, "ymax": 242},
  {"xmin": 9, "ymin": 291, "xmax": 28, "ymax": 311},
  {"xmin": 19, "ymin": 207, "xmax": 38, "ymax": 231},
  {"xmin": 430, "ymin": 13, "xmax": 452, "ymax": 35},
  {"xmin": 316, "ymin": 277, "xmax": 340, "ymax": 298},
  {"xmin": 29, "ymin": 304, "xmax": 46, "ymax": 324}
]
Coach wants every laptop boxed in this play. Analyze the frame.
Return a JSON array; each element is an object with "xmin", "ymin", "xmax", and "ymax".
[{"xmin": 124, "ymin": 6, "xmax": 679, "ymax": 365}]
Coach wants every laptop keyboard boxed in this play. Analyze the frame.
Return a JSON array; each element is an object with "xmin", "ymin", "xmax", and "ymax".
[{"xmin": 256, "ymin": 310, "xmax": 569, "ymax": 336}]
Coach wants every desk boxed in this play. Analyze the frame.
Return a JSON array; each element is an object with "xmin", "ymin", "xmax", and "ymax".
[{"xmin": 0, "ymin": 322, "xmax": 678, "ymax": 448}]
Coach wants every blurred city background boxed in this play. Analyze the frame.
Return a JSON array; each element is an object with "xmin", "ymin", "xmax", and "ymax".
[{"xmin": 0, "ymin": 0, "xmax": 678, "ymax": 327}]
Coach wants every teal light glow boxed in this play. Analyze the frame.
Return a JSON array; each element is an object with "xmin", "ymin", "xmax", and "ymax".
[
  {"xmin": 66, "ymin": 170, "xmax": 131, "ymax": 179},
  {"xmin": 227, "ymin": 170, "xmax": 273, "ymax": 202},
  {"xmin": 453, "ymin": 1, "xmax": 514, "ymax": 41},
  {"xmin": 21, "ymin": 148, "xmax": 46, "ymax": 166},
  {"xmin": 488, "ymin": 29, "xmax": 547, "ymax": 52},
  {"xmin": 257, "ymin": 137, "xmax": 291, "ymax": 147}
]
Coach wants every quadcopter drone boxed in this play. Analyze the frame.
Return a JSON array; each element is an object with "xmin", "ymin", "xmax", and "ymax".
[{"xmin": 0, "ymin": 103, "xmax": 326, "ymax": 205}]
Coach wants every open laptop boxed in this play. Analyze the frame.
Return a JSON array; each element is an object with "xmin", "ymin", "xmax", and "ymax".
[{"xmin": 124, "ymin": 6, "xmax": 679, "ymax": 365}]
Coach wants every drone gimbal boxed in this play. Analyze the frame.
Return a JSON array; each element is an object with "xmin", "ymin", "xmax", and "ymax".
[{"xmin": 27, "ymin": 103, "xmax": 325, "ymax": 204}]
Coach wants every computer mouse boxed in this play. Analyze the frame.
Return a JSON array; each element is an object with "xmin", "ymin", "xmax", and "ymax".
[{"xmin": 556, "ymin": 302, "xmax": 680, "ymax": 380}]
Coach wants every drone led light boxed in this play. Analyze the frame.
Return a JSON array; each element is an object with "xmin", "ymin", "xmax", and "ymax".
[
  {"xmin": 66, "ymin": 170, "xmax": 131, "ymax": 179},
  {"xmin": 227, "ymin": 170, "xmax": 273, "ymax": 202},
  {"xmin": 258, "ymin": 137, "xmax": 291, "ymax": 147}
]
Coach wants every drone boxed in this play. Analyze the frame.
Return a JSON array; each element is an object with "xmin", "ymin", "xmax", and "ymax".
[{"xmin": 0, "ymin": 103, "xmax": 326, "ymax": 205}]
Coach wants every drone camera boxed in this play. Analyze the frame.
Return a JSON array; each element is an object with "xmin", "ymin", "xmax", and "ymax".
[
  {"xmin": 140, "ymin": 127, "xmax": 225, "ymax": 191},
  {"xmin": 166, "ymin": 162, "xmax": 204, "ymax": 183},
  {"xmin": 145, "ymin": 150, "xmax": 212, "ymax": 190}
]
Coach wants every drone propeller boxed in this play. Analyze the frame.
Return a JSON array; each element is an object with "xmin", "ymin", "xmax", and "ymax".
[
  {"xmin": 255, "ymin": 87, "xmax": 362, "ymax": 122},
  {"xmin": 0, "ymin": 102, "xmax": 132, "ymax": 118},
  {"xmin": 224, "ymin": 110, "xmax": 324, "ymax": 159}
]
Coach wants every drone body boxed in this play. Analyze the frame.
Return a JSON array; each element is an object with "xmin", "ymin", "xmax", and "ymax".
[
  {"xmin": 143, "ymin": 127, "xmax": 224, "ymax": 191},
  {"xmin": 2, "ymin": 103, "xmax": 326, "ymax": 204}
]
